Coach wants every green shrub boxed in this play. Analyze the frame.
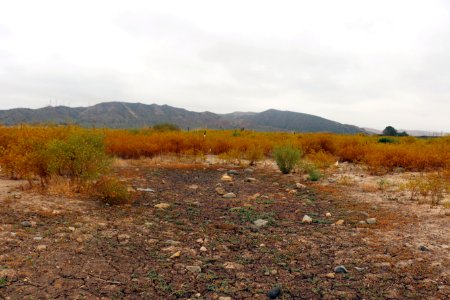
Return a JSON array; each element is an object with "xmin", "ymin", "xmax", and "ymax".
[
  {"xmin": 45, "ymin": 132, "xmax": 110, "ymax": 183},
  {"xmin": 94, "ymin": 176, "xmax": 132, "ymax": 205},
  {"xmin": 273, "ymin": 145, "xmax": 302, "ymax": 174},
  {"xmin": 307, "ymin": 167, "xmax": 322, "ymax": 181},
  {"xmin": 378, "ymin": 137, "xmax": 397, "ymax": 144}
]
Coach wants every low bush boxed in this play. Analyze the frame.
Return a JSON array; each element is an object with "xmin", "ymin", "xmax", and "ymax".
[
  {"xmin": 93, "ymin": 176, "xmax": 132, "ymax": 205},
  {"xmin": 273, "ymin": 145, "xmax": 302, "ymax": 174}
]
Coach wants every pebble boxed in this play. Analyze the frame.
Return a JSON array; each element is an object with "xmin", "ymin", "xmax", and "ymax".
[
  {"xmin": 244, "ymin": 168, "xmax": 254, "ymax": 173},
  {"xmin": 215, "ymin": 187, "xmax": 226, "ymax": 195},
  {"xmin": 136, "ymin": 188, "xmax": 155, "ymax": 192},
  {"xmin": 36, "ymin": 245, "xmax": 47, "ymax": 251},
  {"xmin": 200, "ymin": 246, "xmax": 207, "ymax": 252},
  {"xmin": 227, "ymin": 170, "xmax": 239, "ymax": 175},
  {"xmin": 117, "ymin": 234, "xmax": 130, "ymax": 244},
  {"xmin": 267, "ymin": 286, "xmax": 282, "ymax": 299},
  {"xmin": 334, "ymin": 265, "xmax": 348, "ymax": 273},
  {"xmin": 221, "ymin": 174, "xmax": 233, "ymax": 181},
  {"xmin": 170, "ymin": 251, "xmax": 181, "ymax": 259},
  {"xmin": 186, "ymin": 265, "xmax": 202, "ymax": 273},
  {"xmin": 21, "ymin": 221, "xmax": 33, "ymax": 227},
  {"xmin": 354, "ymin": 267, "xmax": 365, "ymax": 272},
  {"xmin": 196, "ymin": 238, "xmax": 204, "ymax": 244},
  {"xmin": 335, "ymin": 219, "xmax": 345, "ymax": 226},
  {"xmin": 295, "ymin": 183, "xmax": 306, "ymax": 189},
  {"xmin": 302, "ymin": 215, "xmax": 313, "ymax": 223},
  {"xmin": 366, "ymin": 218, "xmax": 377, "ymax": 224},
  {"xmin": 359, "ymin": 220, "xmax": 367, "ymax": 224},
  {"xmin": 325, "ymin": 212, "xmax": 332, "ymax": 217},
  {"xmin": 218, "ymin": 297, "xmax": 232, "ymax": 300},
  {"xmin": 189, "ymin": 184, "xmax": 199, "ymax": 190},
  {"xmin": 253, "ymin": 219, "xmax": 268, "ymax": 227},
  {"xmin": 245, "ymin": 177, "xmax": 257, "ymax": 182},
  {"xmin": 223, "ymin": 192, "xmax": 236, "ymax": 198},
  {"xmin": 154, "ymin": 203, "xmax": 171, "ymax": 209},
  {"xmin": 223, "ymin": 262, "xmax": 244, "ymax": 270},
  {"xmin": 325, "ymin": 272, "xmax": 335, "ymax": 279},
  {"xmin": 419, "ymin": 245, "xmax": 429, "ymax": 251}
]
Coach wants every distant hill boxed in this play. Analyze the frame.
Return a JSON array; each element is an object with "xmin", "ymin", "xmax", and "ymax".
[{"xmin": 0, "ymin": 101, "xmax": 366, "ymax": 133}]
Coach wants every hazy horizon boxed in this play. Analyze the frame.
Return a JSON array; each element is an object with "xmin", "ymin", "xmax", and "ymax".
[{"xmin": 1, "ymin": 0, "xmax": 449, "ymax": 131}]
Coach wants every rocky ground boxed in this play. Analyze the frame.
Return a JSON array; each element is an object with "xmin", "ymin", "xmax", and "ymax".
[{"xmin": 0, "ymin": 159, "xmax": 449, "ymax": 299}]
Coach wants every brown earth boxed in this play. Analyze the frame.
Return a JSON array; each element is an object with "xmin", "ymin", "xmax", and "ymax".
[{"xmin": 0, "ymin": 159, "xmax": 449, "ymax": 299}]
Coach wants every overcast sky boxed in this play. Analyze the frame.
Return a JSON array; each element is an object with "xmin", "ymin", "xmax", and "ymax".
[{"xmin": 0, "ymin": 0, "xmax": 449, "ymax": 131}]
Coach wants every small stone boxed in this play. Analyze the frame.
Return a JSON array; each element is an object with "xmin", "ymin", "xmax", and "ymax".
[
  {"xmin": 302, "ymin": 215, "xmax": 313, "ymax": 223},
  {"xmin": 68, "ymin": 227, "xmax": 75, "ymax": 232},
  {"xmin": 272, "ymin": 182, "xmax": 279, "ymax": 186},
  {"xmin": 170, "ymin": 251, "xmax": 181, "ymax": 259},
  {"xmin": 186, "ymin": 265, "xmax": 201, "ymax": 273},
  {"xmin": 155, "ymin": 203, "xmax": 171, "ymax": 209},
  {"xmin": 245, "ymin": 177, "xmax": 257, "ymax": 182},
  {"xmin": 118, "ymin": 234, "xmax": 130, "ymax": 244},
  {"xmin": 253, "ymin": 219, "xmax": 268, "ymax": 227},
  {"xmin": 221, "ymin": 174, "xmax": 233, "ymax": 181},
  {"xmin": 196, "ymin": 238, "xmax": 204, "ymax": 244},
  {"xmin": 200, "ymin": 246, "xmax": 207, "ymax": 252},
  {"xmin": 366, "ymin": 218, "xmax": 377, "ymax": 224},
  {"xmin": 218, "ymin": 297, "xmax": 232, "ymax": 300},
  {"xmin": 36, "ymin": 245, "xmax": 47, "ymax": 251},
  {"xmin": 189, "ymin": 184, "xmax": 199, "ymax": 190},
  {"xmin": 270, "ymin": 269, "xmax": 278, "ymax": 275},
  {"xmin": 223, "ymin": 192, "xmax": 236, "ymax": 198},
  {"xmin": 419, "ymin": 245, "xmax": 429, "ymax": 251},
  {"xmin": 215, "ymin": 187, "xmax": 226, "ymax": 195},
  {"xmin": 21, "ymin": 221, "xmax": 32, "ymax": 227},
  {"xmin": 359, "ymin": 220, "xmax": 367, "ymax": 224},
  {"xmin": 248, "ymin": 193, "xmax": 261, "ymax": 200},
  {"xmin": 267, "ymin": 286, "xmax": 282, "ymax": 299},
  {"xmin": 335, "ymin": 219, "xmax": 345, "ymax": 226},
  {"xmin": 33, "ymin": 236, "xmax": 43, "ymax": 241},
  {"xmin": 76, "ymin": 237, "xmax": 84, "ymax": 243},
  {"xmin": 295, "ymin": 183, "xmax": 306, "ymax": 189},
  {"xmin": 354, "ymin": 267, "xmax": 365, "ymax": 272},
  {"xmin": 223, "ymin": 262, "xmax": 244, "ymax": 270},
  {"xmin": 325, "ymin": 272, "xmax": 335, "ymax": 279},
  {"xmin": 136, "ymin": 188, "xmax": 155, "ymax": 192},
  {"xmin": 325, "ymin": 212, "xmax": 332, "ymax": 217},
  {"xmin": 227, "ymin": 170, "xmax": 239, "ymax": 175},
  {"xmin": 194, "ymin": 293, "xmax": 201, "ymax": 298},
  {"xmin": 334, "ymin": 265, "xmax": 348, "ymax": 273},
  {"xmin": 244, "ymin": 168, "xmax": 254, "ymax": 173}
]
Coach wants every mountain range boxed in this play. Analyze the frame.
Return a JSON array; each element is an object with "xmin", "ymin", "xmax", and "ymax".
[{"xmin": 0, "ymin": 102, "xmax": 366, "ymax": 133}]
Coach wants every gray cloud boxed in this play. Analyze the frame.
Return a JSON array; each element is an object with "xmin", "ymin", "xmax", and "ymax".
[{"xmin": 0, "ymin": 1, "xmax": 449, "ymax": 131}]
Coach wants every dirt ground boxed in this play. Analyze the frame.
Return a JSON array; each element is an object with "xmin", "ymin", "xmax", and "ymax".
[{"xmin": 0, "ymin": 159, "xmax": 449, "ymax": 299}]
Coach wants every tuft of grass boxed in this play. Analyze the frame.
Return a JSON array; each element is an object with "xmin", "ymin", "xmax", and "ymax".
[
  {"xmin": 273, "ymin": 145, "xmax": 302, "ymax": 174},
  {"xmin": 93, "ymin": 176, "xmax": 132, "ymax": 205}
]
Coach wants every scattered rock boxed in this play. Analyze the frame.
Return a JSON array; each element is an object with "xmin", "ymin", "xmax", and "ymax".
[
  {"xmin": 325, "ymin": 212, "xmax": 332, "ymax": 217},
  {"xmin": 196, "ymin": 238, "xmax": 204, "ymax": 244},
  {"xmin": 267, "ymin": 286, "xmax": 282, "ymax": 299},
  {"xmin": 218, "ymin": 297, "xmax": 232, "ymax": 300},
  {"xmin": 245, "ymin": 177, "xmax": 257, "ymax": 182},
  {"xmin": 302, "ymin": 215, "xmax": 313, "ymax": 223},
  {"xmin": 253, "ymin": 219, "xmax": 268, "ymax": 227},
  {"xmin": 359, "ymin": 220, "xmax": 367, "ymax": 225},
  {"xmin": 189, "ymin": 184, "xmax": 199, "ymax": 190},
  {"xmin": 68, "ymin": 226, "xmax": 75, "ymax": 232},
  {"xmin": 366, "ymin": 218, "xmax": 377, "ymax": 224},
  {"xmin": 186, "ymin": 265, "xmax": 201, "ymax": 273},
  {"xmin": 36, "ymin": 245, "xmax": 47, "ymax": 251},
  {"xmin": 221, "ymin": 174, "xmax": 233, "ymax": 181},
  {"xmin": 272, "ymin": 182, "xmax": 279, "ymax": 186},
  {"xmin": 200, "ymin": 246, "xmax": 207, "ymax": 252},
  {"xmin": 374, "ymin": 262, "xmax": 391, "ymax": 268},
  {"xmin": 223, "ymin": 192, "xmax": 236, "ymax": 198},
  {"xmin": 21, "ymin": 221, "xmax": 32, "ymax": 227},
  {"xmin": 248, "ymin": 193, "xmax": 261, "ymax": 200},
  {"xmin": 155, "ymin": 203, "xmax": 171, "ymax": 209},
  {"xmin": 227, "ymin": 170, "xmax": 239, "ymax": 175},
  {"xmin": 419, "ymin": 245, "xmax": 429, "ymax": 252},
  {"xmin": 33, "ymin": 236, "xmax": 43, "ymax": 241},
  {"xmin": 223, "ymin": 262, "xmax": 244, "ymax": 270},
  {"xmin": 215, "ymin": 187, "xmax": 226, "ymax": 195},
  {"xmin": 354, "ymin": 267, "xmax": 365, "ymax": 272},
  {"xmin": 335, "ymin": 219, "xmax": 345, "ymax": 226},
  {"xmin": 244, "ymin": 168, "xmax": 254, "ymax": 173},
  {"xmin": 325, "ymin": 272, "xmax": 335, "ymax": 279},
  {"xmin": 295, "ymin": 183, "xmax": 306, "ymax": 189},
  {"xmin": 170, "ymin": 251, "xmax": 181, "ymax": 259},
  {"xmin": 118, "ymin": 234, "xmax": 130, "ymax": 244},
  {"xmin": 137, "ymin": 188, "xmax": 155, "ymax": 192},
  {"xmin": 334, "ymin": 265, "xmax": 348, "ymax": 273}
]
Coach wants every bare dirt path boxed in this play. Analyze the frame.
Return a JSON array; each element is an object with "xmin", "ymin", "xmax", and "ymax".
[{"xmin": 0, "ymin": 160, "xmax": 448, "ymax": 299}]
